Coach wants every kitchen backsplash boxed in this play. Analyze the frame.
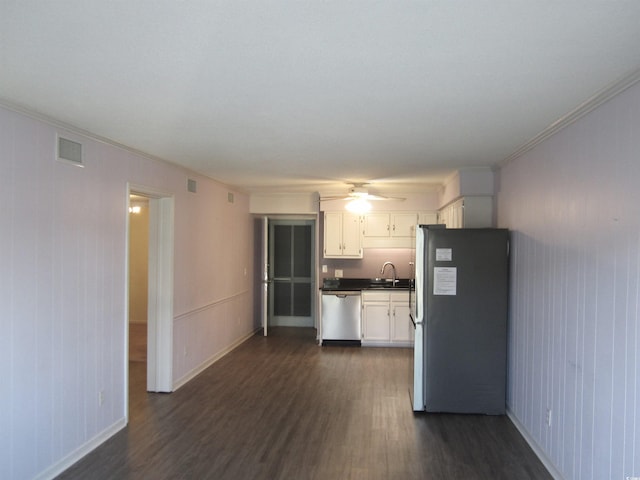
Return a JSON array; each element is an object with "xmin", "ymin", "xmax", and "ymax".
[{"xmin": 320, "ymin": 248, "xmax": 414, "ymax": 279}]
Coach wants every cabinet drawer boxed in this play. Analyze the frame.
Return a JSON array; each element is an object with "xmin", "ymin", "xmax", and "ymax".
[
  {"xmin": 362, "ymin": 291, "xmax": 390, "ymax": 302},
  {"xmin": 389, "ymin": 291, "xmax": 409, "ymax": 303}
]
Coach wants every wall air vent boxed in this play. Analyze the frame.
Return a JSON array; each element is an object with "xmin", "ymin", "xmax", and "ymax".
[{"xmin": 57, "ymin": 136, "xmax": 84, "ymax": 166}]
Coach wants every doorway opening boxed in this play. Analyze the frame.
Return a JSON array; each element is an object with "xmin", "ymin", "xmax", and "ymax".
[
  {"xmin": 127, "ymin": 184, "xmax": 174, "ymax": 412},
  {"xmin": 128, "ymin": 194, "xmax": 149, "ymax": 401},
  {"xmin": 268, "ymin": 219, "xmax": 315, "ymax": 328}
]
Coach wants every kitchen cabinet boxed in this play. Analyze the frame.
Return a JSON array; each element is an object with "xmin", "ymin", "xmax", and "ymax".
[
  {"xmin": 327, "ymin": 210, "xmax": 438, "ymax": 251},
  {"xmin": 362, "ymin": 290, "xmax": 412, "ymax": 346},
  {"xmin": 363, "ymin": 212, "xmax": 418, "ymax": 238},
  {"xmin": 391, "ymin": 213, "xmax": 418, "ymax": 237},
  {"xmin": 438, "ymin": 196, "xmax": 493, "ymax": 228},
  {"xmin": 323, "ymin": 212, "xmax": 363, "ymax": 258},
  {"xmin": 418, "ymin": 211, "xmax": 438, "ymax": 225},
  {"xmin": 362, "ymin": 213, "xmax": 391, "ymax": 237},
  {"xmin": 390, "ymin": 297, "xmax": 413, "ymax": 344},
  {"xmin": 361, "ymin": 211, "xmax": 437, "ymax": 249},
  {"xmin": 362, "ymin": 301, "xmax": 390, "ymax": 343}
]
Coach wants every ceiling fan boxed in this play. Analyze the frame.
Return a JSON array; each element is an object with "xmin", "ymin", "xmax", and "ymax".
[
  {"xmin": 320, "ymin": 183, "xmax": 405, "ymax": 213},
  {"xmin": 320, "ymin": 183, "xmax": 406, "ymax": 202}
]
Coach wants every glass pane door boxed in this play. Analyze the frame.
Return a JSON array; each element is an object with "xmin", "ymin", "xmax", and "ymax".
[{"xmin": 269, "ymin": 220, "xmax": 314, "ymax": 327}]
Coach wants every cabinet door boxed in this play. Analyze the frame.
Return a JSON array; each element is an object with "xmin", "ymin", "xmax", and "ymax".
[
  {"xmin": 418, "ymin": 211, "xmax": 438, "ymax": 225},
  {"xmin": 438, "ymin": 199, "xmax": 464, "ymax": 228},
  {"xmin": 341, "ymin": 213, "xmax": 362, "ymax": 257},
  {"xmin": 391, "ymin": 213, "xmax": 418, "ymax": 237},
  {"xmin": 363, "ymin": 213, "xmax": 390, "ymax": 237},
  {"xmin": 324, "ymin": 212, "xmax": 343, "ymax": 257},
  {"xmin": 362, "ymin": 303, "xmax": 390, "ymax": 341},
  {"xmin": 391, "ymin": 301, "xmax": 413, "ymax": 343}
]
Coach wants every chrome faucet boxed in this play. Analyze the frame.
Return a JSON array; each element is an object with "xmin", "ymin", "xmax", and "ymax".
[{"xmin": 380, "ymin": 261, "xmax": 397, "ymax": 286}]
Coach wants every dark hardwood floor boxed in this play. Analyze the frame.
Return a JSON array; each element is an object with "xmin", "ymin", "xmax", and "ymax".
[{"xmin": 57, "ymin": 327, "xmax": 551, "ymax": 480}]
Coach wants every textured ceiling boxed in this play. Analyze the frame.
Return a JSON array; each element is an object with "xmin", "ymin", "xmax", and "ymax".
[{"xmin": 2, "ymin": 1, "xmax": 640, "ymax": 195}]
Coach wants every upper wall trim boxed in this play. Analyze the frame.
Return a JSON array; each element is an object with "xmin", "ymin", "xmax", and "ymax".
[
  {"xmin": 501, "ymin": 68, "xmax": 640, "ymax": 166},
  {"xmin": 0, "ymin": 99, "xmax": 239, "ymax": 191}
]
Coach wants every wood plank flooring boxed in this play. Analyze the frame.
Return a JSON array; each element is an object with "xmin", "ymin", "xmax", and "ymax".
[
  {"xmin": 128, "ymin": 322, "xmax": 147, "ymax": 362},
  {"xmin": 56, "ymin": 327, "xmax": 551, "ymax": 480}
]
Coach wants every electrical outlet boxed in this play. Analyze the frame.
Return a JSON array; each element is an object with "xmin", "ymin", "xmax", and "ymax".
[
  {"xmin": 98, "ymin": 390, "xmax": 104, "ymax": 407},
  {"xmin": 335, "ymin": 269, "xmax": 343, "ymax": 278},
  {"xmin": 545, "ymin": 408, "xmax": 552, "ymax": 427}
]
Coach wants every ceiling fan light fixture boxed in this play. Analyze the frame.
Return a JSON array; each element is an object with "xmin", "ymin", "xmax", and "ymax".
[
  {"xmin": 348, "ymin": 186, "xmax": 369, "ymax": 198},
  {"xmin": 345, "ymin": 198, "xmax": 371, "ymax": 214}
]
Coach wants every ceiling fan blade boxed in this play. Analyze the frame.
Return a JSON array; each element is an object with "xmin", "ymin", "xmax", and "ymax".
[
  {"xmin": 319, "ymin": 195, "xmax": 351, "ymax": 201},
  {"xmin": 366, "ymin": 194, "xmax": 406, "ymax": 201},
  {"xmin": 320, "ymin": 182, "xmax": 406, "ymax": 202}
]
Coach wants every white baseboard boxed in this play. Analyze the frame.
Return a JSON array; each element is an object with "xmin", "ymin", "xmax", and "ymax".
[
  {"xmin": 34, "ymin": 418, "xmax": 127, "ymax": 480},
  {"xmin": 172, "ymin": 328, "xmax": 261, "ymax": 391},
  {"xmin": 506, "ymin": 409, "xmax": 565, "ymax": 480}
]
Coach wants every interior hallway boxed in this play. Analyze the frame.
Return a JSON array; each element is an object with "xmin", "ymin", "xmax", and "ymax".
[{"xmin": 56, "ymin": 328, "xmax": 551, "ymax": 479}]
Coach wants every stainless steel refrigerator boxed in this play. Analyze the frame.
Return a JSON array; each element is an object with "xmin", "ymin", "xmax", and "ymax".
[{"xmin": 410, "ymin": 226, "xmax": 509, "ymax": 414}]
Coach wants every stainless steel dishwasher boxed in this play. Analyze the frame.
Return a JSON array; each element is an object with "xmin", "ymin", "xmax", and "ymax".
[{"xmin": 321, "ymin": 291, "xmax": 362, "ymax": 344}]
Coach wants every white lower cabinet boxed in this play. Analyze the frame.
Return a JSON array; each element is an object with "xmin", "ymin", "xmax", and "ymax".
[
  {"xmin": 362, "ymin": 290, "xmax": 413, "ymax": 346},
  {"xmin": 390, "ymin": 300, "xmax": 413, "ymax": 344},
  {"xmin": 362, "ymin": 302, "xmax": 389, "ymax": 342}
]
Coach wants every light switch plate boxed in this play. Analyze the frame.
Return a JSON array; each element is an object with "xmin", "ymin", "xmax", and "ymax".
[{"xmin": 322, "ymin": 265, "xmax": 328, "ymax": 273}]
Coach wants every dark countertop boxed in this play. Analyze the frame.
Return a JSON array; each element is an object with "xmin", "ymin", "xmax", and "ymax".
[{"xmin": 320, "ymin": 277, "xmax": 411, "ymax": 291}]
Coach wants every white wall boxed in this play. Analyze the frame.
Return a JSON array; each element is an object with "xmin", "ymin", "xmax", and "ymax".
[
  {"xmin": 497, "ymin": 81, "xmax": 640, "ymax": 480},
  {"xmin": 250, "ymin": 192, "xmax": 319, "ymax": 214},
  {"xmin": 0, "ymin": 105, "xmax": 255, "ymax": 480},
  {"xmin": 439, "ymin": 167, "xmax": 494, "ymax": 208},
  {"xmin": 128, "ymin": 201, "xmax": 148, "ymax": 324}
]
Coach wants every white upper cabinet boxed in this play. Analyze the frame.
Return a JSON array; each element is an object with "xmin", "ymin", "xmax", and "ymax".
[
  {"xmin": 390, "ymin": 213, "xmax": 418, "ymax": 237},
  {"xmin": 360, "ymin": 211, "xmax": 437, "ymax": 248},
  {"xmin": 325, "ymin": 209, "xmax": 438, "ymax": 252},
  {"xmin": 323, "ymin": 212, "xmax": 363, "ymax": 258},
  {"xmin": 364, "ymin": 212, "xmax": 419, "ymax": 238},
  {"xmin": 418, "ymin": 211, "xmax": 438, "ymax": 225},
  {"xmin": 438, "ymin": 196, "xmax": 493, "ymax": 228},
  {"xmin": 363, "ymin": 212, "xmax": 391, "ymax": 237}
]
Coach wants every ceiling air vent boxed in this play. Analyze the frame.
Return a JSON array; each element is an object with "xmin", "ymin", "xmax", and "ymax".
[{"xmin": 57, "ymin": 136, "xmax": 83, "ymax": 166}]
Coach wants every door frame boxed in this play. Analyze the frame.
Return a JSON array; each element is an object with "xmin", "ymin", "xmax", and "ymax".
[
  {"xmin": 126, "ymin": 184, "xmax": 174, "ymax": 403},
  {"xmin": 259, "ymin": 214, "xmax": 318, "ymax": 334},
  {"xmin": 268, "ymin": 219, "xmax": 316, "ymax": 328},
  {"xmin": 261, "ymin": 217, "xmax": 268, "ymax": 336}
]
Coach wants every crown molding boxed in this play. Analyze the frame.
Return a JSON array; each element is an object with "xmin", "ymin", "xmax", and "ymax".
[{"xmin": 501, "ymin": 68, "xmax": 640, "ymax": 166}]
